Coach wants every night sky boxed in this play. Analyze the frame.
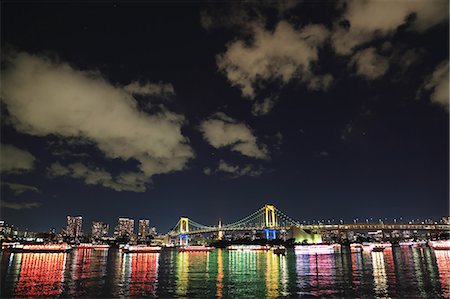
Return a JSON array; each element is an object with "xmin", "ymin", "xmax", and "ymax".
[{"xmin": 1, "ymin": 1, "xmax": 448, "ymax": 233}]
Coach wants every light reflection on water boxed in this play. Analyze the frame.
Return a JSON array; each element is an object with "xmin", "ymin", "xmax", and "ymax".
[
  {"xmin": 14, "ymin": 252, "xmax": 66, "ymax": 298},
  {"xmin": 372, "ymin": 251, "xmax": 389, "ymax": 298},
  {"xmin": 1, "ymin": 246, "xmax": 449, "ymax": 298},
  {"xmin": 435, "ymin": 250, "xmax": 450, "ymax": 298}
]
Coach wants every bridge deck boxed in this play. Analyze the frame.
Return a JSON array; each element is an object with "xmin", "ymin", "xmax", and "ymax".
[{"xmin": 169, "ymin": 223, "xmax": 450, "ymax": 236}]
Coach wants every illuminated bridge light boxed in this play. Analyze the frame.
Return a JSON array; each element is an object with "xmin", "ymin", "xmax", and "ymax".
[
  {"xmin": 164, "ymin": 204, "xmax": 450, "ymax": 242},
  {"xmin": 179, "ymin": 218, "xmax": 189, "ymax": 233}
]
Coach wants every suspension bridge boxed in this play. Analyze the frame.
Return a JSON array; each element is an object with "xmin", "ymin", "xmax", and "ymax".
[{"xmin": 168, "ymin": 204, "xmax": 450, "ymax": 245}]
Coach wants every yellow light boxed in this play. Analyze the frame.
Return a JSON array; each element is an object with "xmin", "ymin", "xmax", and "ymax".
[
  {"xmin": 179, "ymin": 217, "xmax": 189, "ymax": 233},
  {"xmin": 264, "ymin": 205, "xmax": 277, "ymax": 228},
  {"xmin": 218, "ymin": 220, "xmax": 223, "ymax": 240}
]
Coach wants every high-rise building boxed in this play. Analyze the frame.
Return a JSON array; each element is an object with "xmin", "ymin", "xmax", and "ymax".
[
  {"xmin": 138, "ymin": 219, "xmax": 150, "ymax": 239},
  {"xmin": 114, "ymin": 217, "xmax": 134, "ymax": 237},
  {"xmin": 150, "ymin": 227, "xmax": 157, "ymax": 236},
  {"xmin": 66, "ymin": 216, "xmax": 83, "ymax": 238},
  {"xmin": 91, "ymin": 221, "xmax": 109, "ymax": 240}
]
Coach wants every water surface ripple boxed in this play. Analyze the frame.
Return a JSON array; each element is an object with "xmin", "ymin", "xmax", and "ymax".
[{"xmin": 1, "ymin": 246, "xmax": 449, "ymax": 298}]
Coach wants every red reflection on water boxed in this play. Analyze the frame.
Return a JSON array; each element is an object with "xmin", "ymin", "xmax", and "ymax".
[
  {"xmin": 15, "ymin": 253, "xmax": 66, "ymax": 297},
  {"xmin": 68, "ymin": 248, "xmax": 93, "ymax": 296},
  {"xmin": 383, "ymin": 248, "xmax": 396, "ymax": 296},
  {"xmin": 351, "ymin": 252, "xmax": 363, "ymax": 291},
  {"xmin": 129, "ymin": 253, "xmax": 159, "ymax": 297},
  {"xmin": 309, "ymin": 253, "xmax": 334, "ymax": 296},
  {"xmin": 69, "ymin": 248, "xmax": 109, "ymax": 296},
  {"xmin": 399, "ymin": 246, "xmax": 413, "ymax": 269},
  {"xmin": 73, "ymin": 248, "xmax": 91, "ymax": 281},
  {"xmin": 434, "ymin": 250, "xmax": 450, "ymax": 298}
]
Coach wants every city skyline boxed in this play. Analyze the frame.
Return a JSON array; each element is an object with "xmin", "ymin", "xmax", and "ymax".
[
  {"xmin": 1, "ymin": 1, "xmax": 449, "ymax": 233},
  {"xmin": 1, "ymin": 210, "xmax": 448, "ymax": 238}
]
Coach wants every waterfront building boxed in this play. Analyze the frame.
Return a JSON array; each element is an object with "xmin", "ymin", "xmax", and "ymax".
[
  {"xmin": 114, "ymin": 217, "xmax": 134, "ymax": 238},
  {"xmin": 66, "ymin": 216, "xmax": 83, "ymax": 238},
  {"xmin": 138, "ymin": 219, "xmax": 150, "ymax": 240},
  {"xmin": 0, "ymin": 221, "xmax": 12, "ymax": 240},
  {"xmin": 91, "ymin": 221, "xmax": 109, "ymax": 240}
]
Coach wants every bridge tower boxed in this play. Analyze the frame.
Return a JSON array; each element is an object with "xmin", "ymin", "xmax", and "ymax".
[
  {"xmin": 265, "ymin": 205, "xmax": 277, "ymax": 227},
  {"xmin": 264, "ymin": 204, "xmax": 278, "ymax": 240},
  {"xmin": 218, "ymin": 220, "xmax": 223, "ymax": 240},
  {"xmin": 179, "ymin": 217, "xmax": 189, "ymax": 246}
]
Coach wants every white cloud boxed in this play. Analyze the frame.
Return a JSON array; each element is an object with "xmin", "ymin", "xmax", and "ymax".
[
  {"xmin": 2, "ymin": 182, "xmax": 40, "ymax": 195},
  {"xmin": 394, "ymin": 48, "xmax": 424, "ymax": 73},
  {"xmin": 123, "ymin": 81, "xmax": 175, "ymax": 97},
  {"xmin": 217, "ymin": 160, "xmax": 263, "ymax": 177},
  {"xmin": 332, "ymin": 0, "xmax": 449, "ymax": 55},
  {"xmin": 1, "ymin": 52, "xmax": 194, "ymax": 191},
  {"xmin": 1, "ymin": 200, "xmax": 41, "ymax": 210},
  {"xmin": 51, "ymin": 149, "xmax": 90, "ymax": 158},
  {"xmin": 217, "ymin": 21, "xmax": 333, "ymax": 99},
  {"xmin": 204, "ymin": 160, "xmax": 263, "ymax": 178},
  {"xmin": 199, "ymin": 113, "xmax": 269, "ymax": 159},
  {"xmin": 217, "ymin": 160, "xmax": 239, "ymax": 173},
  {"xmin": 350, "ymin": 47, "xmax": 389, "ymax": 79},
  {"xmin": 48, "ymin": 162, "xmax": 147, "ymax": 192},
  {"xmin": 251, "ymin": 97, "xmax": 277, "ymax": 116},
  {"xmin": 0, "ymin": 144, "xmax": 36, "ymax": 173},
  {"xmin": 423, "ymin": 60, "xmax": 449, "ymax": 111}
]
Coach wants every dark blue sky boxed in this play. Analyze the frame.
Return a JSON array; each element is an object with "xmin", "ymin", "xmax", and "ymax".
[{"xmin": 1, "ymin": 1, "xmax": 448, "ymax": 233}]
